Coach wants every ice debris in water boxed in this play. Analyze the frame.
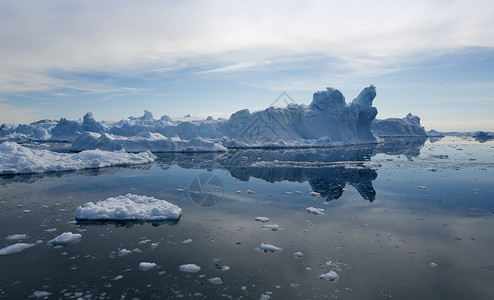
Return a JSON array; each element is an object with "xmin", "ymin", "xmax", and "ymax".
[
  {"xmin": 293, "ymin": 251, "xmax": 304, "ymax": 258},
  {"xmin": 260, "ymin": 294, "xmax": 271, "ymax": 300},
  {"xmin": 48, "ymin": 232, "xmax": 81, "ymax": 246},
  {"xmin": 139, "ymin": 262, "xmax": 157, "ymax": 271},
  {"xmin": 255, "ymin": 216, "xmax": 270, "ymax": 222},
  {"xmin": 5, "ymin": 234, "xmax": 28, "ymax": 240},
  {"xmin": 179, "ymin": 264, "xmax": 201, "ymax": 273},
  {"xmin": 33, "ymin": 291, "xmax": 52, "ymax": 298},
  {"xmin": 262, "ymin": 224, "xmax": 279, "ymax": 231},
  {"xmin": 259, "ymin": 243, "xmax": 282, "ymax": 253},
  {"xmin": 118, "ymin": 249, "xmax": 133, "ymax": 257},
  {"xmin": 182, "ymin": 238, "xmax": 192, "ymax": 244},
  {"xmin": 75, "ymin": 193, "xmax": 182, "ymax": 221},
  {"xmin": 0, "ymin": 243, "xmax": 36, "ymax": 256},
  {"xmin": 209, "ymin": 277, "xmax": 223, "ymax": 285},
  {"xmin": 430, "ymin": 262, "xmax": 438, "ymax": 268},
  {"xmin": 306, "ymin": 207, "xmax": 325, "ymax": 215},
  {"xmin": 309, "ymin": 192, "xmax": 321, "ymax": 197},
  {"xmin": 319, "ymin": 271, "xmax": 339, "ymax": 281}
]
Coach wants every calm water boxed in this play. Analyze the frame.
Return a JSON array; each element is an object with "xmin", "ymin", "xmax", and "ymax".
[{"xmin": 1, "ymin": 136, "xmax": 493, "ymax": 299}]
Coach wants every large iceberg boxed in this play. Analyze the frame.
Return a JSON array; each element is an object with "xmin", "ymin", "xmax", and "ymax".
[
  {"xmin": 1, "ymin": 85, "xmax": 433, "ymax": 151},
  {"xmin": 0, "ymin": 142, "xmax": 156, "ymax": 175}
]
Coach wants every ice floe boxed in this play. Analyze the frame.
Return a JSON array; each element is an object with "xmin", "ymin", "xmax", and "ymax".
[
  {"xmin": 139, "ymin": 262, "xmax": 157, "ymax": 270},
  {"xmin": 48, "ymin": 232, "xmax": 82, "ymax": 246},
  {"xmin": 179, "ymin": 264, "xmax": 201, "ymax": 273},
  {"xmin": 208, "ymin": 277, "xmax": 223, "ymax": 284},
  {"xmin": 319, "ymin": 271, "xmax": 339, "ymax": 281},
  {"xmin": 255, "ymin": 216, "xmax": 270, "ymax": 222},
  {"xmin": 5, "ymin": 234, "xmax": 28, "ymax": 240},
  {"xmin": 259, "ymin": 243, "xmax": 282, "ymax": 253},
  {"xmin": 75, "ymin": 194, "xmax": 182, "ymax": 221},
  {"xmin": 0, "ymin": 243, "xmax": 36, "ymax": 255},
  {"xmin": 306, "ymin": 207, "xmax": 325, "ymax": 215},
  {"xmin": 0, "ymin": 141, "xmax": 156, "ymax": 175},
  {"xmin": 262, "ymin": 224, "xmax": 280, "ymax": 231}
]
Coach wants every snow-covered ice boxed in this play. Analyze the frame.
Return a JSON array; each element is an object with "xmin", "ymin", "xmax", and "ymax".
[
  {"xmin": 262, "ymin": 224, "xmax": 280, "ymax": 231},
  {"xmin": 208, "ymin": 277, "xmax": 223, "ymax": 284},
  {"xmin": 179, "ymin": 264, "xmax": 201, "ymax": 273},
  {"xmin": 306, "ymin": 207, "xmax": 325, "ymax": 215},
  {"xmin": 319, "ymin": 271, "xmax": 339, "ymax": 281},
  {"xmin": 0, "ymin": 243, "xmax": 36, "ymax": 255},
  {"xmin": 259, "ymin": 243, "xmax": 282, "ymax": 253},
  {"xmin": 75, "ymin": 194, "xmax": 182, "ymax": 221},
  {"xmin": 255, "ymin": 216, "xmax": 270, "ymax": 222},
  {"xmin": 139, "ymin": 262, "xmax": 157, "ymax": 270},
  {"xmin": 48, "ymin": 232, "xmax": 82, "ymax": 246},
  {"xmin": 5, "ymin": 234, "xmax": 28, "ymax": 240},
  {"xmin": 430, "ymin": 262, "xmax": 438, "ymax": 268},
  {"xmin": 118, "ymin": 249, "xmax": 133, "ymax": 257},
  {"xmin": 0, "ymin": 142, "xmax": 156, "ymax": 175},
  {"xmin": 32, "ymin": 291, "xmax": 53, "ymax": 298},
  {"xmin": 293, "ymin": 251, "xmax": 304, "ymax": 258}
]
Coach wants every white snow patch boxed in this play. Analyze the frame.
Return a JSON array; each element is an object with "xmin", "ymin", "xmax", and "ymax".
[
  {"xmin": 48, "ymin": 232, "xmax": 81, "ymax": 246},
  {"xmin": 320, "ymin": 271, "xmax": 339, "ymax": 281},
  {"xmin": 75, "ymin": 193, "xmax": 181, "ymax": 221},
  {"xmin": 139, "ymin": 262, "xmax": 157, "ymax": 270},
  {"xmin": 259, "ymin": 243, "xmax": 282, "ymax": 253},
  {"xmin": 0, "ymin": 243, "xmax": 36, "ymax": 255},
  {"xmin": 306, "ymin": 207, "xmax": 325, "ymax": 215},
  {"xmin": 0, "ymin": 142, "xmax": 156, "ymax": 175},
  {"xmin": 179, "ymin": 264, "xmax": 201, "ymax": 273}
]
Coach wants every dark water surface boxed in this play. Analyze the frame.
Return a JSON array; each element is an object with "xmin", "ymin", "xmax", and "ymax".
[{"xmin": 1, "ymin": 137, "xmax": 493, "ymax": 299}]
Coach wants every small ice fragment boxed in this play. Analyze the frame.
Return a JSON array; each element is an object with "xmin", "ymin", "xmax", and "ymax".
[
  {"xmin": 241, "ymin": 286, "xmax": 247, "ymax": 291},
  {"xmin": 33, "ymin": 291, "xmax": 52, "ymax": 298},
  {"xmin": 293, "ymin": 251, "xmax": 304, "ymax": 258},
  {"xmin": 139, "ymin": 262, "xmax": 156, "ymax": 271},
  {"xmin": 0, "ymin": 243, "xmax": 36, "ymax": 256},
  {"xmin": 306, "ymin": 207, "xmax": 325, "ymax": 215},
  {"xmin": 320, "ymin": 271, "xmax": 339, "ymax": 281},
  {"xmin": 48, "ymin": 232, "xmax": 81, "ymax": 246},
  {"xmin": 177, "ymin": 188, "xmax": 185, "ymax": 192},
  {"xmin": 215, "ymin": 264, "xmax": 230, "ymax": 271},
  {"xmin": 246, "ymin": 190, "xmax": 254, "ymax": 194},
  {"xmin": 118, "ymin": 248, "xmax": 132, "ymax": 257},
  {"xmin": 262, "ymin": 224, "xmax": 279, "ymax": 231},
  {"xmin": 209, "ymin": 277, "xmax": 223, "ymax": 285},
  {"xmin": 259, "ymin": 243, "xmax": 282, "ymax": 253},
  {"xmin": 295, "ymin": 191, "xmax": 301, "ymax": 194},
  {"xmin": 5, "ymin": 234, "xmax": 28, "ymax": 240},
  {"xmin": 236, "ymin": 190, "xmax": 242, "ymax": 194},
  {"xmin": 427, "ymin": 168, "xmax": 438, "ymax": 172},
  {"xmin": 430, "ymin": 262, "xmax": 438, "ymax": 268},
  {"xmin": 23, "ymin": 210, "xmax": 31, "ymax": 213},
  {"xmin": 182, "ymin": 238, "xmax": 192, "ymax": 244},
  {"xmin": 113, "ymin": 275, "xmax": 123, "ymax": 280},
  {"xmin": 255, "ymin": 216, "xmax": 269, "ymax": 222},
  {"xmin": 309, "ymin": 192, "xmax": 321, "ymax": 197},
  {"xmin": 150, "ymin": 242, "xmax": 159, "ymax": 249},
  {"xmin": 285, "ymin": 192, "xmax": 293, "ymax": 195},
  {"xmin": 179, "ymin": 264, "xmax": 201, "ymax": 273},
  {"xmin": 417, "ymin": 186, "xmax": 428, "ymax": 189},
  {"xmin": 260, "ymin": 294, "xmax": 271, "ymax": 300},
  {"xmin": 44, "ymin": 228, "xmax": 57, "ymax": 233}
]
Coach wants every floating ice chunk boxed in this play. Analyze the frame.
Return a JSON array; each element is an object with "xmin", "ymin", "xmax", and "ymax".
[
  {"xmin": 309, "ymin": 192, "xmax": 321, "ymax": 197},
  {"xmin": 139, "ymin": 262, "xmax": 157, "ymax": 270},
  {"xmin": 75, "ymin": 193, "xmax": 182, "ymax": 221},
  {"xmin": 0, "ymin": 243, "xmax": 36, "ymax": 255},
  {"xmin": 118, "ymin": 248, "xmax": 132, "ymax": 256},
  {"xmin": 293, "ymin": 251, "xmax": 304, "ymax": 258},
  {"xmin": 182, "ymin": 239, "xmax": 192, "ymax": 244},
  {"xmin": 285, "ymin": 192, "xmax": 294, "ymax": 195},
  {"xmin": 255, "ymin": 216, "xmax": 269, "ymax": 222},
  {"xmin": 417, "ymin": 186, "xmax": 428, "ymax": 189},
  {"xmin": 179, "ymin": 264, "xmax": 201, "ymax": 273},
  {"xmin": 0, "ymin": 142, "xmax": 157, "ymax": 175},
  {"xmin": 319, "ymin": 271, "xmax": 339, "ymax": 281},
  {"xmin": 236, "ymin": 190, "xmax": 242, "ymax": 194},
  {"xmin": 262, "ymin": 224, "xmax": 279, "ymax": 231},
  {"xmin": 44, "ymin": 228, "xmax": 57, "ymax": 233},
  {"xmin": 33, "ymin": 291, "xmax": 52, "ymax": 298},
  {"xmin": 177, "ymin": 188, "xmax": 185, "ymax": 192},
  {"xmin": 113, "ymin": 275, "xmax": 123, "ymax": 280},
  {"xmin": 5, "ymin": 234, "xmax": 28, "ymax": 240},
  {"xmin": 150, "ymin": 242, "xmax": 159, "ymax": 249},
  {"xmin": 215, "ymin": 264, "xmax": 230, "ymax": 271},
  {"xmin": 246, "ymin": 190, "xmax": 255, "ymax": 194},
  {"xmin": 259, "ymin": 243, "xmax": 282, "ymax": 253},
  {"xmin": 260, "ymin": 294, "xmax": 271, "ymax": 300},
  {"xmin": 209, "ymin": 277, "xmax": 223, "ymax": 284},
  {"xmin": 48, "ymin": 232, "xmax": 81, "ymax": 246},
  {"xmin": 430, "ymin": 262, "xmax": 438, "ymax": 268},
  {"xmin": 427, "ymin": 168, "xmax": 438, "ymax": 172},
  {"xmin": 306, "ymin": 207, "xmax": 325, "ymax": 215}
]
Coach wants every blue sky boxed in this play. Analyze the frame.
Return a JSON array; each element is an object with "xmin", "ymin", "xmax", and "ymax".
[{"xmin": 1, "ymin": 0, "xmax": 493, "ymax": 131}]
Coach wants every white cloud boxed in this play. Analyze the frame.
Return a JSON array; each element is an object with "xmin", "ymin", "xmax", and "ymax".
[{"xmin": 0, "ymin": 0, "xmax": 493, "ymax": 94}]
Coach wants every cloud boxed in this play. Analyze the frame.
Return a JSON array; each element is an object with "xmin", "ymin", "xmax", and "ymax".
[
  {"xmin": 0, "ymin": 102, "xmax": 41, "ymax": 124},
  {"xmin": 1, "ymin": 0, "xmax": 493, "ymax": 94}
]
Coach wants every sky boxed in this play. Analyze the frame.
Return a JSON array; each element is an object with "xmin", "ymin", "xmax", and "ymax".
[{"xmin": 1, "ymin": 0, "xmax": 493, "ymax": 131}]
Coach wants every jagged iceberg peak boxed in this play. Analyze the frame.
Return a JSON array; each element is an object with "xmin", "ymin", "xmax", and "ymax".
[
  {"xmin": 82, "ymin": 112, "xmax": 105, "ymax": 133},
  {"xmin": 352, "ymin": 85, "xmax": 377, "ymax": 108},
  {"xmin": 309, "ymin": 87, "xmax": 346, "ymax": 110},
  {"xmin": 142, "ymin": 110, "xmax": 154, "ymax": 120}
]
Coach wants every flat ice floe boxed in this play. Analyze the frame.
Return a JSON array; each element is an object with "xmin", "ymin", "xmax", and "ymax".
[
  {"xmin": 319, "ymin": 271, "xmax": 339, "ymax": 281},
  {"xmin": 262, "ymin": 224, "xmax": 280, "ymax": 231},
  {"xmin": 48, "ymin": 232, "xmax": 82, "ymax": 246},
  {"xmin": 208, "ymin": 277, "xmax": 223, "ymax": 285},
  {"xmin": 0, "ymin": 141, "xmax": 156, "ymax": 175},
  {"xmin": 255, "ymin": 216, "xmax": 270, "ymax": 222},
  {"xmin": 139, "ymin": 262, "xmax": 157, "ymax": 270},
  {"xmin": 306, "ymin": 207, "xmax": 325, "ymax": 215},
  {"xmin": 75, "ymin": 194, "xmax": 182, "ymax": 221},
  {"xmin": 5, "ymin": 234, "xmax": 28, "ymax": 240},
  {"xmin": 259, "ymin": 243, "xmax": 282, "ymax": 253},
  {"xmin": 0, "ymin": 243, "xmax": 36, "ymax": 255},
  {"xmin": 179, "ymin": 264, "xmax": 201, "ymax": 273}
]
